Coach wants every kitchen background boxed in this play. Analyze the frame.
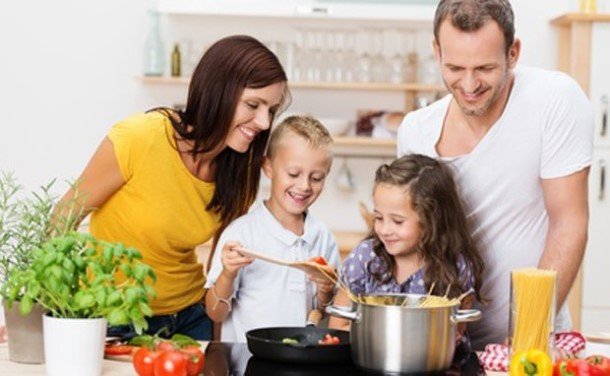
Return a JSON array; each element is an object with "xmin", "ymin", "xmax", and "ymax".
[
  {"xmin": 0, "ymin": 0, "xmax": 608, "ymax": 331},
  {"xmin": 0, "ymin": 0, "xmax": 578, "ymax": 230}
]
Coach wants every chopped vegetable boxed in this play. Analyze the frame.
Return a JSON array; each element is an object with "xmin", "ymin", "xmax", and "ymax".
[
  {"xmin": 318, "ymin": 333, "xmax": 340, "ymax": 345},
  {"xmin": 282, "ymin": 338, "xmax": 299, "ymax": 345},
  {"xmin": 510, "ymin": 349, "xmax": 552, "ymax": 376},
  {"xmin": 554, "ymin": 356, "xmax": 610, "ymax": 376},
  {"xmin": 105, "ymin": 344, "xmax": 134, "ymax": 356}
]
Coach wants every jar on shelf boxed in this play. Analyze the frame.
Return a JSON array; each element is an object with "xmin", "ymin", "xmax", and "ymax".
[{"xmin": 143, "ymin": 10, "xmax": 165, "ymax": 77}]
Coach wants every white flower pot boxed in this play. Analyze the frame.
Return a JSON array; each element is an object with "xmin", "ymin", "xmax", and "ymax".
[{"xmin": 43, "ymin": 315, "xmax": 107, "ymax": 376}]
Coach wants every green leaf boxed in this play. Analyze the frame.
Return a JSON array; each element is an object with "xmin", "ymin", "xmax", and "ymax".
[
  {"xmin": 133, "ymin": 263, "xmax": 152, "ymax": 282},
  {"xmin": 171, "ymin": 334, "xmax": 199, "ymax": 348},
  {"xmin": 19, "ymin": 296, "xmax": 33, "ymax": 316},
  {"xmin": 107, "ymin": 308, "xmax": 129, "ymax": 326},
  {"xmin": 120, "ymin": 264, "xmax": 132, "ymax": 278},
  {"xmin": 42, "ymin": 252, "xmax": 57, "ymax": 266},
  {"xmin": 138, "ymin": 301, "xmax": 154, "ymax": 317},
  {"xmin": 128, "ymin": 335, "xmax": 154, "ymax": 347},
  {"xmin": 102, "ymin": 247, "xmax": 112, "ymax": 264},
  {"xmin": 73, "ymin": 255, "xmax": 86, "ymax": 271},
  {"xmin": 62, "ymin": 258, "xmax": 75, "ymax": 274},
  {"xmin": 26, "ymin": 280, "xmax": 41, "ymax": 297},
  {"xmin": 107, "ymin": 290, "xmax": 122, "ymax": 306},
  {"xmin": 95, "ymin": 289, "xmax": 107, "ymax": 306},
  {"xmin": 124, "ymin": 287, "xmax": 139, "ymax": 305}
]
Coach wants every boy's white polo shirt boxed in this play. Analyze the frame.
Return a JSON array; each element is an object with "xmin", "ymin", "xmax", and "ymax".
[{"xmin": 205, "ymin": 201, "xmax": 340, "ymax": 343}]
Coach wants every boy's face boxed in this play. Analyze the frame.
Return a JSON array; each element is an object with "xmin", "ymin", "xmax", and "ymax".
[{"xmin": 263, "ymin": 133, "xmax": 332, "ymax": 222}]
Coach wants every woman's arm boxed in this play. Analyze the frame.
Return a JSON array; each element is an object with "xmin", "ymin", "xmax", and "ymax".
[
  {"xmin": 327, "ymin": 288, "xmax": 352, "ymax": 331},
  {"xmin": 53, "ymin": 137, "xmax": 125, "ymax": 230}
]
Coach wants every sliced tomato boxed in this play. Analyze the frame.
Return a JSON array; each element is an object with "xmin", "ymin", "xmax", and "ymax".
[
  {"xmin": 310, "ymin": 256, "xmax": 328, "ymax": 266},
  {"xmin": 105, "ymin": 344, "xmax": 134, "ymax": 356},
  {"xmin": 181, "ymin": 345, "xmax": 205, "ymax": 376}
]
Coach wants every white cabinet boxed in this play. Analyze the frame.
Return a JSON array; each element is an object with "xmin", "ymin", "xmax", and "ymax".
[{"xmin": 552, "ymin": 13, "xmax": 610, "ymax": 331}]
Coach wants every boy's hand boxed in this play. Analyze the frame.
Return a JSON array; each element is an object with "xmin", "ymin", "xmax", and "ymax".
[
  {"xmin": 308, "ymin": 271, "xmax": 336, "ymax": 294},
  {"xmin": 220, "ymin": 241, "xmax": 254, "ymax": 279}
]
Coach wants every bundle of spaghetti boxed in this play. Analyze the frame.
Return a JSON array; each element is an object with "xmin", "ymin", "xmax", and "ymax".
[
  {"xmin": 510, "ymin": 268, "xmax": 556, "ymax": 355},
  {"xmin": 414, "ymin": 284, "xmax": 474, "ymax": 308},
  {"xmin": 309, "ymin": 262, "xmax": 366, "ymax": 305}
]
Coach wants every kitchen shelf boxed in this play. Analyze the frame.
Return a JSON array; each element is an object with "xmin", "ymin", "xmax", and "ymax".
[
  {"xmin": 332, "ymin": 136, "xmax": 396, "ymax": 158},
  {"xmin": 157, "ymin": 0, "xmax": 436, "ymax": 23},
  {"xmin": 136, "ymin": 76, "xmax": 445, "ymax": 92},
  {"xmin": 551, "ymin": 12, "xmax": 610, "ymax": 26}
]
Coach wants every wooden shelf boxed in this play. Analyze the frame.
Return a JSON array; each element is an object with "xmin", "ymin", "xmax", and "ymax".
[
  {"xmin": 332, "ymin": 136, "xmax": 396, "ymax": 158},
  {"xmin": 136, "ymin": 76, "xmax": 445, "ymax": 92},
  {"xmin": 551, "ymin": 12, "xmax": 610, "ymax": 26}
]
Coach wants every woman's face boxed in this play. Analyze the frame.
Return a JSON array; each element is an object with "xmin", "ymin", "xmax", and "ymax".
[
  {"xmin": 225, "ymin": 82, "xmax": 285, "ymax": 153},
  {"xmin": 373, "ymin": 183, "xmax": 422, "ymax": 258}
]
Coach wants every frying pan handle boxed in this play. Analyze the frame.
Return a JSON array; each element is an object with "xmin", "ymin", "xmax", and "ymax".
[
  {"xmin": 325, "ymin": 305, "xmax": 360, "ymax": 322},
  {"xmin": 451, "ymin": 309, "xmax": 482, "ymax": 324}
]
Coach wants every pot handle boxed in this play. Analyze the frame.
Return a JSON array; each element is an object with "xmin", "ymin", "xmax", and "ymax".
[
  {"xmin": 325, "ymin": 305, "xmax": 360, "ymax": 322},
  {"xmin": 451, "ymin": 309, "xmax": 482, "ymax": 324}
]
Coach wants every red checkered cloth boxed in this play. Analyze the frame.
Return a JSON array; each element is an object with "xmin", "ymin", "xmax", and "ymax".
[{"xmin": 477, "ymin": 331, "xmax": 587, "ymax": 372}]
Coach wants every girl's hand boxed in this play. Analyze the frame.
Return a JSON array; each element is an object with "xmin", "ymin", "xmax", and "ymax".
[
  {"xmin": 220, "ymin": 241, "xmax": 253, "ymax": 279},
  {"xmin": 0, "ymin": 326, "xmax": 7, "ymax": 343}
]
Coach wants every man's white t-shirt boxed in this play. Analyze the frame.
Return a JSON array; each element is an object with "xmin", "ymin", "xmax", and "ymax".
[
  {"xmin": 205, "ymin": 202, "xmax": 340, "ymax": 343},
  {"xmin": 397, "ymin": 66, "xmax": 594, "ymax": 349}
]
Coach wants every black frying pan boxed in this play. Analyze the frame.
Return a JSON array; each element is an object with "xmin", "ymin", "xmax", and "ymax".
[{"xmin": 245, "ymin": 326, "xmax": 351, "ymax": 364}]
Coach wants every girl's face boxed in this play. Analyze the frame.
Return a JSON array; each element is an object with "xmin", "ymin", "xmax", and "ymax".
[
  {"xmin": 224, "ymin": 82, "xmax": 285, "ymax": 153},
  {"xmin": 262, "ymin": 133, "xmax": 331, "ymax": 224},
  {"xmin": 373, "ymin": 183, "xmax": 422, "ymax": 258}
]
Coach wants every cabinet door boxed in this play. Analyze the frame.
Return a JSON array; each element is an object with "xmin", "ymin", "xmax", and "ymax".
[
  {"xmin": 583, "ymin": 148, "xmax": 610, "ymax": 319},
  {"xmin": 590, "ymin": 24, "xmax": 610, "ymax": 147}
]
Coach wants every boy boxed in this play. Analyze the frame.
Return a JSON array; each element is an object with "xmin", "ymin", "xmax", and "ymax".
[{"xmin": 204, "ymin": 115, "xmax": 339, "ymax": 342}]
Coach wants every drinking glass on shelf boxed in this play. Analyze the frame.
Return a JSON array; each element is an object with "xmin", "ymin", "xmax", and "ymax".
[
  {"xmin": 370, "ymin": 28, "xmax": 389, "ymax": 83},
  {"xmin": 355, "ymin": 29, "xmax": 373, "ymax": 83}
]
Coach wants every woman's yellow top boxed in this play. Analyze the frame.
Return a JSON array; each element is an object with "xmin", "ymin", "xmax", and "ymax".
[{"xmin": 90, "ymin": 112, "xmax": 220, "ymax": 315}]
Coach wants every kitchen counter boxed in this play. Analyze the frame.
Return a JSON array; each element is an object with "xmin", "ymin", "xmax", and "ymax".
[{"xmin": 0, "ymin": 342, "xmax": 506, "ymax": 375}]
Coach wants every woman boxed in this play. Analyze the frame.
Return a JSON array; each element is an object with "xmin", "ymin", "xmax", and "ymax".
[{"xmin": 56, "ymin": 35, "xmax": 289, "ymax": 340}]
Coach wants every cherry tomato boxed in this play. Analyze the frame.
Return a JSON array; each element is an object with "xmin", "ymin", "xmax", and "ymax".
[
  {"xmin": 133, "ymin": 347, "xmax": 160, "ymax": 376},
  {"xmin": 156, "ymin": 340, "xmax": 177, "ymax": 352},
  {"xmin": 154, "ymin": 350, "xmax": 188, "ymax": 376},
  {"xmin": 318, "ymin": 333, "xmax": 340, "ymax": 345},
  {"xmin": 180, "ymin": 345, "xmax": 205, "ymax": 376},
  {"xmin": 310, "ymin": 256, "xmax": 328, "ymax": 266},
  {"xmin": 104, "ymin": 344, "xmax": 133, "ymax": 356},
  {"xmin": 586, "ymin": 355, "xmax": 610, "ymax": 376}
]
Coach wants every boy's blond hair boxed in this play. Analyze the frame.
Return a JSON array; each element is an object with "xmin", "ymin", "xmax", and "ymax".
[{"xmin": 266, "ymin": 115, "xmax": 333, "ymax": 160}]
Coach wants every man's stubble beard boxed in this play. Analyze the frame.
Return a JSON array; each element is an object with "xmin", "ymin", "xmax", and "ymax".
[{"xmin": 447, "ymin": 66, "xmax": 511, "ymax": 117}]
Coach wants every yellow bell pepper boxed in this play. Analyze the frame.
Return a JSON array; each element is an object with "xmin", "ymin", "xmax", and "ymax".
[{"xmin": 509, "ymin": 349, "xmax": 553, "ymax": 376}]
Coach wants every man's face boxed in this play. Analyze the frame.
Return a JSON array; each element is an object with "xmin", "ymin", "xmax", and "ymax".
[{"xmin": 434, "ymin": 19, "xmax": 519, "ymax": 116}]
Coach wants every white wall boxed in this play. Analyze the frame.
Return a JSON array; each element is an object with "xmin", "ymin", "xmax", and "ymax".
[{"xmin": 0, "ymin": 0, "xmax": 572, "ymax": 232}]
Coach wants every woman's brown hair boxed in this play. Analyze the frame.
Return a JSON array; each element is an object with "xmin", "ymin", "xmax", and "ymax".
[
  {"xmin": 368, "ymin": 154, "xmax": 485, "ymax": 301},
  {"xmin": 150, "ymin": 35, "xmax": 289, "ymax": 263}
]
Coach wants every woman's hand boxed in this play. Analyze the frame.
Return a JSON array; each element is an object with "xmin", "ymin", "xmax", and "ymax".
[{"xmin": 220, "ymin": 241, "xmax": 253, "ymax": 280}]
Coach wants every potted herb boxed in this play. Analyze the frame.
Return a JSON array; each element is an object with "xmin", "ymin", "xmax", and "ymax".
[
  {"xmin": 0, "ymin": 172, "xmax": 57, "ymax": 363},
  {"xmin": 3, "ymin": 231, "xmax": 156, "ymax": 376}
]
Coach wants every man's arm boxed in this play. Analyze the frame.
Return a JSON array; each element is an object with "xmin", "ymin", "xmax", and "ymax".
[{"xmin": 539, "ymin": 168, "xmax": 589, "ymax": 309}]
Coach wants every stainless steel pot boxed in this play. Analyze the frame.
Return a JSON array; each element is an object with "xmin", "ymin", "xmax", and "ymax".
[{"xmin": 325, "ymin": 293, "xmax": 482, "ymax": 374}]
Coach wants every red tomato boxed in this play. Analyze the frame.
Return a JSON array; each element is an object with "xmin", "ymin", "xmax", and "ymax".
[
  {"xmin": 554, "ymin": 359, "xmax": 603, "ymax": 376},
  {"xmin": 586, "ymin": 355, "xmax": 610, "ymax": 376},
  {"xmin": 318, "ymin": 333, "xmax": 341, "ymax": 345},
  {"xmin": 310, "ymin": 256, "xmax": 328, "ymax": 266},
  {"xmin": 156, "ymin": 341, "xmax": 177, "ymax": 352},
  {"xmin": 133, "ymin": 347, "xmax": 160, "ymax": 376},
  {"xmin": 180, "ymin": 345, "xmax": 205, "ymax": 376},
  {"xmin": 154, "ymin": 350, "xmax": 188, "ymax": 376},
  {"xmin": 105, "ymin": 344, "xmax": 133, "ymax": 356}
]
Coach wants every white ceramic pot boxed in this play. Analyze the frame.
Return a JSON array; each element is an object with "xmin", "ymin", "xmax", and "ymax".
[{"xmin": 43, "ymin": 315, "xmax": 107, "ymax": 376}]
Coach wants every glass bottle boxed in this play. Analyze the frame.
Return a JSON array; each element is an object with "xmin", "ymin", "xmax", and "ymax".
[
  {"xmin": 171, "ymin": 43, "xmax": 181, "ymax": 77},
  {"xmin": 144, "ymin": 11, "xmax": 165, "ymax": 76}
]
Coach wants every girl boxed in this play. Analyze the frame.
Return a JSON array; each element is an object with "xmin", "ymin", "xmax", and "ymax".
[
  {"xmin": 329, "ymin": 154, "xmax": 484, "ymax": 331},
  {"xmin": 53, "ymin": 35, "xmax": 289, "ymax": 340}
]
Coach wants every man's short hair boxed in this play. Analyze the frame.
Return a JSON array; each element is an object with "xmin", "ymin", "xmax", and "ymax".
[{"xmin": 433, "ymin": 0, "xmax": 515, "ymax": 54}]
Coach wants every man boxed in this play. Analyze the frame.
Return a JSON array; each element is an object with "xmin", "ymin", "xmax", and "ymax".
[{"xmin": 397, "ymin": 0, "xmax": 594, "ymax": 349}]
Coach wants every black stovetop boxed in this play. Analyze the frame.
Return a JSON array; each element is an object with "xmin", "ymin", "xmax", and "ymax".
[{"xmin": 202, "ymin": 342, "xmax": 484, "ymax": 376}]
